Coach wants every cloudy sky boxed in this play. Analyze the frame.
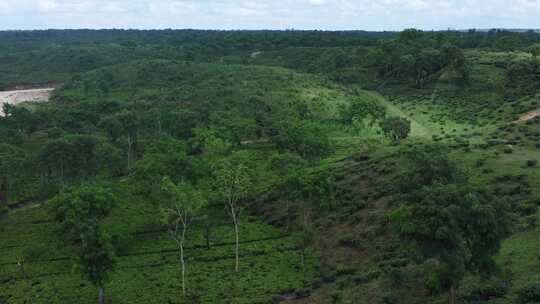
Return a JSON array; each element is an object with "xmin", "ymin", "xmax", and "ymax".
[{"xmin": 0, "ymin": 0, "xmax": 539, "ymax": 31}]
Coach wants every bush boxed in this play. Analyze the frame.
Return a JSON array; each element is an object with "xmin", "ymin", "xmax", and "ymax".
[
  {"xmin": 517, "ymin": 283, "xmax": 540, "ymax": 304},
  {"xmin": 516, "ymin": 202, "xmax": 538, "ymax": 215},
  {"xmin": 378, "ymin": 292, "xmax": 399, "ymax": 304},
  {"xmin": 526, "ymin": 159, "xmax": 538, "ymax": 167},
  {"xmin": 461, "ymin": 280, "xmax": 508, "ymax": 302},
  {"xmin": 522, "ymin": 215, "xmax": 538, "ymax": 230},
  {"xmin": 22, "ymin": 244, "xmax": 52, "ymax": 263},
  {"xmin": 503, "ymin": 147, "xmax": 513, "ymax": 154},
  {"xmin": 335, "ymin": 264, "xmax": 356, "ymax": 276},
  {"xmin": 0, "ymin": 205, "xmax": 9, "ymax": 221}
]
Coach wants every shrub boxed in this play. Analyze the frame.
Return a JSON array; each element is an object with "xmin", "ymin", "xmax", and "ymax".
[
  {"xmin": 503, "ymin": 147, "xmax": 513, "ymax": 154},
  {"xmin": 517, "ymin": 283, "xmax": 540, "ymax": 304},
  {"xmin": 460, "ymin": 280, "xmax": 508, "ymax": 302},
  {"xmin": 526, "ymin": 159, "xmax": 538, "ymax": 167},
  {"xmin": 474, "ymin": 159, "xmax": 486, "ymax": 168},
  {"xmin": 378, "ymin": 293, "xmax": 399, "ymax": 304},
  {"xmin": 0, "ymin": 205, "xmax": 9, "ymax": 221},
  {"xmin": 523, "ymin": 215, "xmax": 538, "ymax": 230},
  {"xmin": 516, "ymin": 202, "xmax": 538, "ymax": 215}
]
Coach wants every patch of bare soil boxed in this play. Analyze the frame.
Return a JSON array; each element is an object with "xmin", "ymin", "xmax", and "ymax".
[
  {"xmin": 0, "ymin": 88, "xmax": 55, "ymax": 115},
  {"xmin": 514, "ymin": 110, "xmax": 540, "ymax": 123}
]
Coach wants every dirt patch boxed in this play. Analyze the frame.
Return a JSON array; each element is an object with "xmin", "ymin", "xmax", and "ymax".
[
  {"xmin": 514, "ymin": 110, "xmax": 540, "ymax": 123},
  {"xmin": 0, "ymin": 88, "xmax": 54, "ymax": 115}
]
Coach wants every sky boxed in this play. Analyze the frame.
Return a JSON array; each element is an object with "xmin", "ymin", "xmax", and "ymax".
[{"xmin": 0, "ymin": 0, "xmax": 539, "ymax": 31}]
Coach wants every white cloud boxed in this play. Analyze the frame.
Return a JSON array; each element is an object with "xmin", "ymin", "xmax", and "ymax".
[
  {"xmin": 307, "ymin": 0, "xmax": 326, "ymax": 5},
  {"xmin": 0, "ymin": 0, "xmax": 539, "ymax": 30}
]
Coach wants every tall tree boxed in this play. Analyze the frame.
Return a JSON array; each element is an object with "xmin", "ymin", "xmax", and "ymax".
[
  {"xmin": 160, "ymin": 177, "xmax": 207, "ymax": 295},
  {"xmin": 0, "ymin": 204, "xmax": 8, "ymax": 221},
  {"xmin": 285, "ymin": 171, "xmax": 333, "ymax": 274},
  {"xmin": 390, "ymin": 184, "xmax": 512, "ymax": 304},
  {"xmin": 115, "ymin": 110, "xmax": 139, "ymax": 170},
  {"xmin": 0, "ymin": 143, "xmax": 25, "ymax": 205},
  {"xmin": 339, "ymin": 95, "xmax": 386, "ymax": 133},
  {"xmin": 268, "ymin": 152, "xmax": 307, "ymax": 232},
  {"xmin": 390, "ymin": 147, "xmax": 512, "ymax": 304},
  {"xmin": 52, "ymin": 185, "xmax": 117, "ymax": 304},
  {"xmin": 214, "ymin": 152, "xmax": 253, "ymax": 272}
]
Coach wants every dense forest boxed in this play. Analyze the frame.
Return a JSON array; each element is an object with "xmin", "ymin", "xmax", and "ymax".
[{"xmin": 1, "ymin": 28, "xmax": 540, "ymax": 304}]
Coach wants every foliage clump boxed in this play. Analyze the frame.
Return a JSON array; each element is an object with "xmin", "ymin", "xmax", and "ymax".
[{"xmin": 391, "ymin": 145, "xmax": 512, "ymax": 304}]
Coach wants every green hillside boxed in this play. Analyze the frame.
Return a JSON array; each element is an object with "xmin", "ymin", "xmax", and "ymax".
[{"xmin": 1, "ymin": 29, "xmax": 540, "ymax": 304}]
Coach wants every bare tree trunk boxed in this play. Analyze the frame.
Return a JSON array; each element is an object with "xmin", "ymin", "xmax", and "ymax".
[
  {"xmin": 18, "ymin": 261, "xmax": 32, "ymax": 304},
  {"xmin": 60, "ymin": 160, "xmax": 65, "ymax": 186},
  {"xmin": 448, "ymin": 285, "xmax": 456, "ymax": 304},
  {"xmin": 127, "ymin": 136, "xmax": 132, "ymax": 170},
  {"xmin": 180, "ymin": 225, "xmax": 187, "ymax": 295},
  {"xmin": 285, "ymin": 201, "xmax": 290, "ymax": 233},
  {"xmin": 1, "ymin": 179, "xmax": 8, "ymax": 205},
  {"xmin": 98, "ymin": 286, "xmax": 105, "ymax": 304},
  {"xmin": 157, "ymin": 116, "xmax": 162, "ymax": 138},
  {"xmin": 180, "ymin": 241, "xmax": 185, "ymax": 295},
  {"xmin": 233, "ymin": 214, "xmax": 240, "ymax": 273},
  {"xmin": 300, "ymin": 249, "xmax": 305, "ymax": 273},
  {"xmin": 301, "ymin": 206, "xmax": 307, "ymax": 276},
  {"xmin": 205, "ymin": 224, "xmax": 211, "ymax": 250}
]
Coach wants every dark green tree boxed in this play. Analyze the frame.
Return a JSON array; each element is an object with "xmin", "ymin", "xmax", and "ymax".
[
  {"xmin": 0, "ymin": 143, "xmax": 25, "ymax": 205},
  {"xmin": 390, "ymin": 184, "xmax": 512, "ymax": 304},
  {"xmin": 380, "ymin": 116, "xmax": 411, "ymax": 144},
  {"xmin": 37, "ymin": 139, "xmax": 73, "ymax": 184},
  {"xmin": 528, "ymin": 43, "xmax": 540, "ymax": 58},
  {"xmin": 495, "ymin": 35, "xmax": 519, "ymax": 51},
  {"xmin": 131, "ymin": 136, "xmax": 188, "ymax": 195},
  {"xmin": 339, "ymin": 96, "xmax": 386, "ymax": 133},
  {"xmin": 269, "ymin": 152, "xmax": 308, "ymax": 231},
  {"xmin": 390, "ymin": 146, "xmax": 512, "ymax": 304},
  {"xmin": 37, "ymin": 135, "xmax": 100, "ymax": 183},
  {"xmin": 284, "ymin": 171, "xmax": 333, "ymax": 274},
  {"xmin": 273, "ymin": 120, "xmax": 333, "ymax": 160},
  {"xmin": 0, "ymin": 204, "xmax": 8, "ymax": 221},
  {"xmin": 52, "ymin": 185, "xmax": 117, "ymax": 304}
]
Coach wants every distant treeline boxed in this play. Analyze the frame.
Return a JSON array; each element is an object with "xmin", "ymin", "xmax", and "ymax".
[
  {"xmin": 0, "ymin": 28, "xmax": 539, "ymax": 51},
  {"xmin": 1, "ymin": 28, "xmax": 539, "ymax": 90}
]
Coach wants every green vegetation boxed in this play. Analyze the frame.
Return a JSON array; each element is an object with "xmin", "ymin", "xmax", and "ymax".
[
  {"xmin": 1, "ymin": 28, "xmax": 540, "ymax": 304},
  {"xmin": 391, "ymin": 146, "xmax": 512, "ymax": 304},
  {"xmin": 52, "ymin": 185, "xmax": 118, "ymax": 304}
]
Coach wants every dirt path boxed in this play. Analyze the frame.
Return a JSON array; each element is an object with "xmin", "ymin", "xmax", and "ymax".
[
  {"xmin": 364, "ymin": 90, "xmax": 433, "ymax": 138},
  {"xmin": 8, "ymin": 201, "xmax": 42, "ymax": 215},
  {"xmin": 514, "ymin": 109, "xmax": 540, "ymax": 123},
  {"xmin": 0, "ymin": 88, "xmax": 54, "ymax": 115}
]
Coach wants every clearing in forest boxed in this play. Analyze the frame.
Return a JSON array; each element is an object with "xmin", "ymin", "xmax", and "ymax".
[
  {"xmin": 0, "ymin": 88, "xmax": 54, "ymax": 115},
  {"xmin": 363, "ymin": 90, "xmax": 433, "ymax": 138}
]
